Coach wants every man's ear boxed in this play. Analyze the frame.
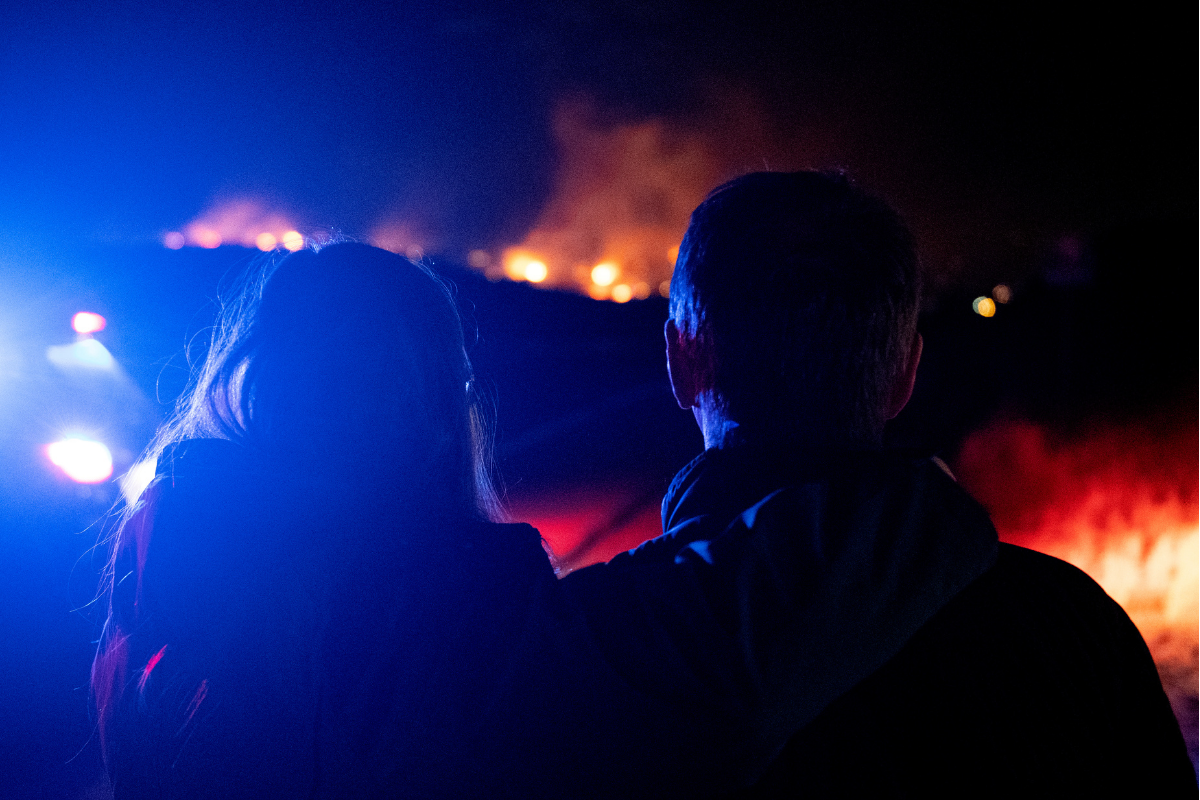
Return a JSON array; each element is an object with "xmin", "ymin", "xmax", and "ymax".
[
  {"xmin": 885, "ymin": 331, "xmax": 923, "ymax": 420},
  {"xmin": 665, "ymin": 319, "xmax": 699, "ymax": 410}
]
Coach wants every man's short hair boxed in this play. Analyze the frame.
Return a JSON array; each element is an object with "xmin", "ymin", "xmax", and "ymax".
[{"xmin": 670, "ymin": 171, "xmax": 921, "ymax": 446}]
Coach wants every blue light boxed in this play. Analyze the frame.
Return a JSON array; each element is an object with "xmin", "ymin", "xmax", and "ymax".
[{"xmin": 46, "ymin": 338, "xmax": 115, "ymax": 370}]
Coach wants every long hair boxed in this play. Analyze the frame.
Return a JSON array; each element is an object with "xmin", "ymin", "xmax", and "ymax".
[
  {"xmin": 92, "ymin": 242, "xmax": 502, "ymax": 760},
  {"xmin": 148, "ymin": 241, "xmax": 501, "ymax": 516}
]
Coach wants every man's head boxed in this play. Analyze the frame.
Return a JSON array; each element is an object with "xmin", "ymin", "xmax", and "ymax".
[{"xmin": 667, "ymin": 171, "xmax": 922, "ymax": 449}]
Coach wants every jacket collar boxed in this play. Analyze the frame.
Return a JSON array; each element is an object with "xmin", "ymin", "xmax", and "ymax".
[{"xmin": 662, "ymin": 442, "xmax": 890, "ymax": 535}]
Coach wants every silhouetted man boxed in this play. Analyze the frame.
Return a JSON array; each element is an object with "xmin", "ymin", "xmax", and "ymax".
[{"xmin": 565, "ymin": 171, "xmax": 1194, "ymax": 795}]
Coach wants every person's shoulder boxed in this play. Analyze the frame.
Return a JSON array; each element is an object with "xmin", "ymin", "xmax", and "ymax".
[
  {"xmin": 948, "ymin": 541, "xmax": 1146, "ymax": 659},
  {"xmin": 459, "ymin": 519, "xmax": 546, "ymax": 565},
  {"xmin": 446, "ymin": 518, "xmax": 558, "ymax": 588},
  {"xmin": 991, "ymin": 542, "xmax": 1116, "ymax": 601}
]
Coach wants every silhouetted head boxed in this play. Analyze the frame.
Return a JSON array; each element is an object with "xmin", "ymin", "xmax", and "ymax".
[
  {"xmin": 668, "ymin": 171, "xmax": 922, "ymax": 448},
  {"xmin": 163, "ymin": 241, "xmax": 498, "ymax": 518}
]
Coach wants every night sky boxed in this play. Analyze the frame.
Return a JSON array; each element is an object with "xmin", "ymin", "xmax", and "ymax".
[{"xmin": 2, "ymin": 2, "xmax": 1191, "ymax": 289}]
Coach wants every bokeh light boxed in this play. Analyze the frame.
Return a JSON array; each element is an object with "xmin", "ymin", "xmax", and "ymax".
[
  {"xmin": 467, "ymin": 249, "xmax": 492, "ymax": 269},
  {"xmin": 281, "ymin": 231, "xmax": 305, "ymax": 251},
  {"xmin": 503, "ymin": 251, "xmax": 550, "ymax": 283},
  {"xmin": 524, "ymin": 260, "xmax": 548, "ymax": 283},
  {"xmin": 182, "ymin": 199, "xmax": 301, "ymax": 252},
  {"xmin": 993, "ymin": 284, "xmax": 1012, "ymax": 304},
  {"xmin": 973, "ymin": 296, "xmax": 996, "ymax": 317},
  {"xmin": 46, "ymin": 438, "xmax": 113, "ymax": 483},
  {"xmin": 71, "ymin": 312, "xmax": 106, "ymax": 334},
  {"xmin": 163, "ymin": 232, "xmax": 185, "ymax": 250},
  {"xmin": 591, "ymin": 262, "xmax": 618, "ymax": 287},
  {"xmin": 611, "ymin": 284, "xmax": 633, "ymax": 303},
  {"xmin": 193, "ymin": 228, "xmax": 222, "ymax": 249}
]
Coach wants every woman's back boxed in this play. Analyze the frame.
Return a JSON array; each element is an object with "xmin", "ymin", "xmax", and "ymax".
[
  {"xmin": 102, "ymin": 437, "xmax": 578, "ymax": 797},
  {"xmin": 94, "ymin": 243, "xmax": 529, "ymax": 796}
]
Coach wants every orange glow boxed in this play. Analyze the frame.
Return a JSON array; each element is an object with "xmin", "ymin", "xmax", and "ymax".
[
  {"xmin": 183, "ymin": 199, "xmax": 300, "ymax": 251},
  {"xmin": 956, "ymin": 415, "xmax": 1199, "ymax": 737},
  {"xmin": 504, "ymin": 259, "xmax": 526, "ymax": 281},
  {"xmin": 193, "ymin": 228, "xmax": 222, "ymax": 249},
  {"xmin": 474, "ymin": 91, "xmax": 826, "ymax": 301},
  {"xmin": 467, "ymin": 250, "xmax": 491, "ymax": 270},
  {"xmin": 611, "ymin": 284, "xmax": 633, "ymax": 303},
  {"xmin": 504, "ymin": 261, "xmax": 528, "ymax": 283},
  {"xmin": 472, "ymin": 91, "xmax": 827, "ymax": 300},
  {"xmin": 281, "ymin": 231, "xmax": 304, "ymax": 251},
  {"xmin": 973, "ymin": 296, "xmax": 996, "ymax": 317},
  {"xmin": 591, "ymin": 262, "xmax": 619, "ymax": 287},
  {"xmin": 658, "ymin": 279, "xmax": 671, "ymax": 298},
  {"xmin": 72, "ymin": 312, "xmax": 106, "ymax": 334},
  {"xmin": 633, "ymin": 282, "xmax": 651, "ymax": 300},
  {"xmin": 524, "ymin": 260, "xmax": 548, "ymax": 283},
  {"xmin": 502, "ymin": 251, "xmax": 550, "ymax": 283},
  {"xmin": 487, "ymin": 100, "xmax": 730, "ymax": 300},
  {"xmin": 504, "ymin": 251, "xmax": 534, "ymax": 281},
  {"xmin": 586, "ymin": 283, "xmax": 610, "ymax": 301},
  {"xmin": 163, "ymin": 232, "xmax": 185, "ymax": 250}
]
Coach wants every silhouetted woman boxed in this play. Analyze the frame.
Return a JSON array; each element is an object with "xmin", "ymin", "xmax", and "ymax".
[{"xmin": 92, "ymin": 242, "xmax": 558, "ymax": 796}]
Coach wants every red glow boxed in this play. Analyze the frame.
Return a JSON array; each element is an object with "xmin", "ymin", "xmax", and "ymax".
[
  {"xmin": 507, "ymin": 483, "xmax": 662, "ymax": 574},
  {"xmin": 955, "ymin": 413, "xmax": 1198, "ymax": 760},
  {"xmin": 138, "ymin": 645, "xmax": 168, "ymax": 693}
]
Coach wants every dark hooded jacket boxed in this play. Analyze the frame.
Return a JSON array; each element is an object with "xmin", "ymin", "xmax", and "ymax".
[
  {"xmin": 566, "ymin": 443, "xmax": 1194, "ymax": 797},
  {"xmin": 564, "ymin": 445, "xmax": 1003, "ymax": 783}
]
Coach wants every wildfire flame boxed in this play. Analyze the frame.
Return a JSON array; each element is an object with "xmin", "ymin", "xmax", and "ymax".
[
  {"xmin": 491, "ymin": 98, "xmax": 777, "ymax": 299},
  {"xmin": 956, "ymin": 414, "xmax": 1199, "ymax": 762},
  {"xmin": 168, "ymin": 199, "xmax": 305, "ymax": 251}
]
